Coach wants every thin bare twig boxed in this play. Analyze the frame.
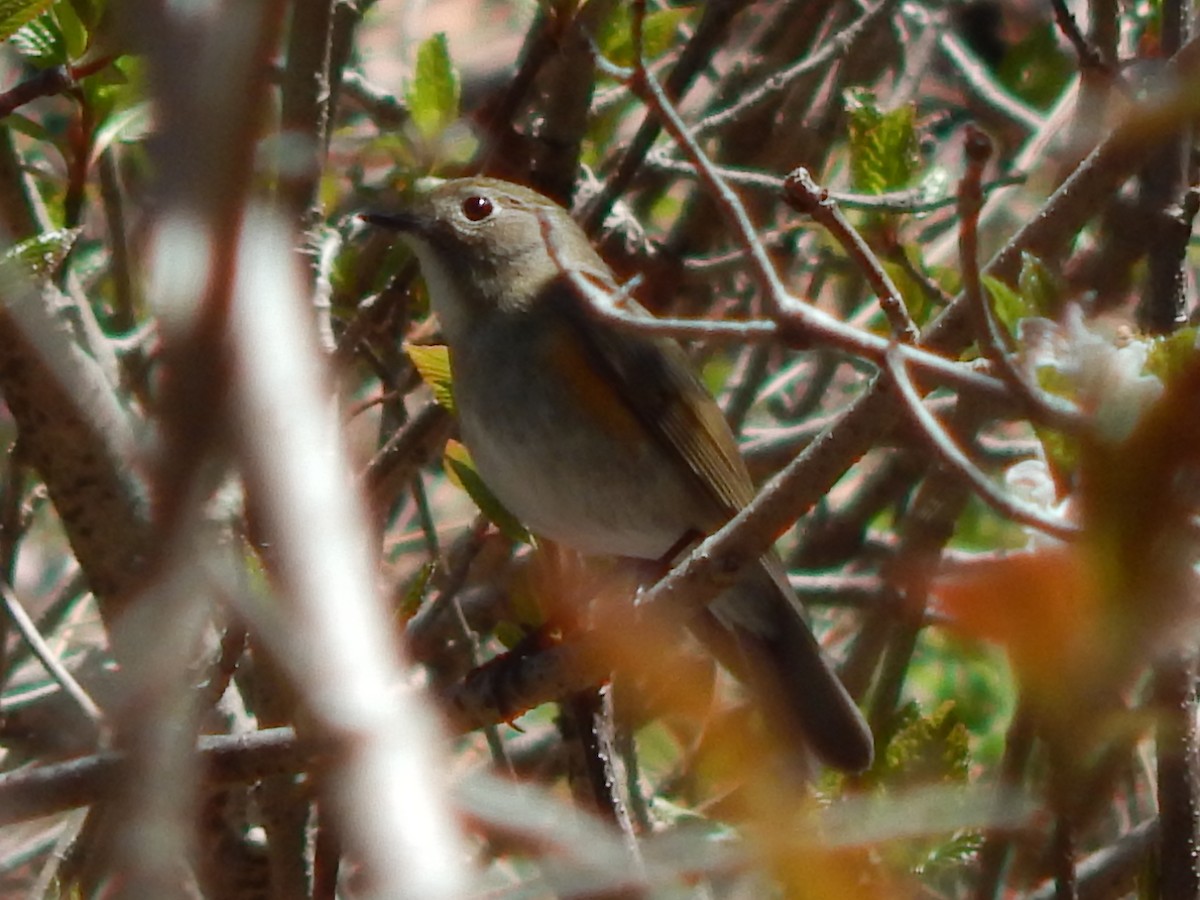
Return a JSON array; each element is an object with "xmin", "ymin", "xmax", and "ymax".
[
  {"xmin": 1026, "ymin": 819, "xmax": 1158, "ymax": 900},
  {"xmin": 278, "ymin": 0, "xmax": 335, "ymax": 223},
  {"xmin": 645, "ymin": 151, "xmax": 1026, "ymax": 214},
  {"xmin": 584, "ymin": 0, "xmax": 753, "ymax": 230},
  {"xmin": 867, "ymin": 468, "xmax": 971, "ymax": 748},
  {"xmin": 1136, "ymin": 0, "xmax": 1194, "ymax": 334},
  {"xmin": 882, "ymin": 345, "xmax": 1077, "ymax": 540},
  {"xmin": 362, "ymin": 401, "xmax": 454, "ymax": 523},
  {"xmin": 782, "ymin": 167, "xmax": 918, "ymax": 343},
  {"xmin": 1153, "ymin": 651, "xmax": 1200, "ymax": 900},
  {"xmin": 537, "ymin": 206, "xmax": 1014, "ymax": 405},
  {"xmin": 0, "ymin": 54, "xmax": 115, "ymax": 121},
  {"xmin": 594, "ymin": 33, "xmax": 1011, "ymax": 395},
  {"xmin": 1049, "ymin": 0, "xmax": 1107, "ymax": 74},
  {"xmin": 442, "ymin": 639, "xmax": 609, "ymax": 735},
  {"xmin": 956, "ymin": 125, "xmax": 1087, "ymax": 434},
  {"xmin": 0, "ymin": 581, "xmax": 106, "ymax": 732},
  {"xmin": 692, "ymin": 0, "xmax": 900, "ymax": 138},
  {"xmin": 339, "ymin": 69, "xmax": 408, "ymax": 128},
  {"xmin": 0, "ymin": 727, "xmax": 316, "ymax": 827},
  {"xmin": 972, "ymin": 701, "xmax": 1037, "ymax": 900},
  {"xmin": 938, "ymin": 31, "xmax": 1046, "ymax": 133},
  {"xmin": 96, "ymin": 150, "xmax": 138, "ymax": 337}
]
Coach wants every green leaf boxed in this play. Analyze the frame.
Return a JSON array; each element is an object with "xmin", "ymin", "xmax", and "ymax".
[
  {"xmin": 1144, "ymin": 327, "xmax": 1198, "ymax": 386},
  {"xmin": 65, "ymin": 0, "xmax": 103, "ymax": 31},
  {"xmin": 648, "ymin": 796, "xmax": 726, "ymax": 833},
  {"xmin": 405, "ymin": 33, "xmax": 460, "ymax": 140},
  {"xmin": 912, "ymin": 830, "xmax": 985, "ymax": 890},
  {"xmin": 5, "ymin": 110, "xmax": 52, "ymax": 142},
  {"xmin": 598, "ymin": 6, "xmax": 691, "ymax": 68},
  {"xmin": 1016, "ymin": 252, "xmax": 1059, "ymax": 319},
  {"xmin": 882, "ymin": 700, "xmax": 972, "ymax": 784},
  {"xmin": 81, "ymin": 56, "xmax": 140, "ymax": 123},
  {"xmin": 1034, "ymin": 363, "xmax": 1076, "ymax": 403},
  {"xmin": 55, "ymin": 0, "xmax": 86, "ymax": 59},
  {"xmin": 698, "ymin": 353, "xmax": 732, "ymax": 397},
  {"xmin": 0, "ymin": 229, "xmax": 79, "ymax": 295},
  {"xmin": 1035, "ymin": 422, "xmax": 1078, "ymax": 477},
  {"xmin": 493, "ymin": 619, "xmax": 528, "ymax": 650},
  {"xmin": 950, "ymin": 493, "xmax": 1030, "ymax": 554},
  {"xmin": 443, "ymin": 439, "xmax": 531, "ymax": 544},
  {"xmin": 981, "ymin": 274, "xmax": 1029, "ymax": 336},
  {"xmin": 89, "ymin": 99, "xmax": 151, "ymax": 162},
  {"xmin": 405, "ymin": 343, "xmax": 455, "ymax": 414},
  {"xmin": 845, "ymin": 87, "xmax": 920, "ymax": 194},
  {"xmin": 0, "ymin": 0, "xmax": 53, "ymax": 44},
  {"xmin": 8, "ymin": 10, "xmax": 64, "ymax": 64},
  {"xmin": 881, "ymin": 256, "xmax": 930, "ymax": 327},
  {"xmin": 910, "ymin": 630, "xmax": 1015, "ymax": 767},
  {"xmin": 396, "ymin": 562, "xmax": 434, "ymax": 621},
  {"xmin": 634, "ymin": 721, "xmax": 686, "ymax": 780},
  {"xmin": 995, "ymin": 23, "xmax": 1072, "ymax": 108},
  {"xmin": 1028, "ymin": 363, "xmax": 1080, "ymax": 474}
]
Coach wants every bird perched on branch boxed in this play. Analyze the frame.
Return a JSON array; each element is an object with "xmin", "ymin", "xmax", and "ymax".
[{"xmin": 365, "ymin": 177, "xmax": 873, "ymax": 773}]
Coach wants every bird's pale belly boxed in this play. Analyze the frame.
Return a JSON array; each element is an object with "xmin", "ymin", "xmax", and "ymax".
[{"xmin": 455, "ymin": 358, "xmax": 705, "ymax": 561}]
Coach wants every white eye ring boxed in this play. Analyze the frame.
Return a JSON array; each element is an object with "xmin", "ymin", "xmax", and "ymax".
[{"xmin": 461, "ymin": 195, "xmax": 494, "ymax": 222}]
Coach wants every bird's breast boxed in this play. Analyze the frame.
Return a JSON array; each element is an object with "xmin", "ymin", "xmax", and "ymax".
[{"xmin": 450, "ymin": 319, "xmax": 705, "ymax": 560}]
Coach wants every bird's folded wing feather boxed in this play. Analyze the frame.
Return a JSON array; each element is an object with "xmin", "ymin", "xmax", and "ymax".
[{"xmin": 550, "ymin": 274, "xmax": 755, "ymax": 524}]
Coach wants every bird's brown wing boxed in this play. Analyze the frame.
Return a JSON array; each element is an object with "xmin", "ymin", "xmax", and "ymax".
[
  {"xmin": 548, "ymin": 275, "xmax": 874, "ymax": 772},
  {"xmin": 550, "ymin": 274, "xmax": 755, "ymax": 526}
]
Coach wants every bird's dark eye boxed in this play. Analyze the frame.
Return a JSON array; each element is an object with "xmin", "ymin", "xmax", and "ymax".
[{"xmin": 461, "ymin": 195, "xmax": 494, "ymax": 222}]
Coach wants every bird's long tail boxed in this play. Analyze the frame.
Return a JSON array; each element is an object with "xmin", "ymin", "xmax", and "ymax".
[{"xmin": 697, "ymin": 556, "xmax": 875, "ymax": 773}]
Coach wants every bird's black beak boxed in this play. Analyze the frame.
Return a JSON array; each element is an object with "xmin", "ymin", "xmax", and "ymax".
[{"xmin": 358, "ymin": 211, "xmax": 423, "ymax": 233}]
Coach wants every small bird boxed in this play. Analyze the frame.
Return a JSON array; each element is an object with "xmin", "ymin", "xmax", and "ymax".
[{"xmin": 364, "ymin": 177, "xmax": 873, "ymax": 772}]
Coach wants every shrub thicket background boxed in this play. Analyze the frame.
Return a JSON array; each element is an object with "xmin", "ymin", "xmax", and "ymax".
[{"xmin": 0, "ymin": 1, "xmax": 1197, "ymax": 898}]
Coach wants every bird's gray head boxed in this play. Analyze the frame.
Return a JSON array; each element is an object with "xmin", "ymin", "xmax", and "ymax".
[{"xmin": 364, "ymin": 177, "xmax": 609, "ymax": 342}]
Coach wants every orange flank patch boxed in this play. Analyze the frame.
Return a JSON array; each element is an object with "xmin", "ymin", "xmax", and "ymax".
[{"xmin": 542, "ymin": 324, "xmax": 646, "ymax": 445}]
